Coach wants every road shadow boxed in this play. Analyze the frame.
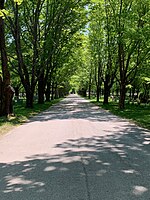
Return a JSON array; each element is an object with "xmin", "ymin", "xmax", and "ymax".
[
  {"xmin": 0, "ymin": 124, "xmax": 150, "ymax": 200},
  {"xmin": 29, "ymin": 95, "xmax": 124, "ymax": 123}
]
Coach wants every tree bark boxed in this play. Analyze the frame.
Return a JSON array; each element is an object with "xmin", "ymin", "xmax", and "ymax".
[
  {"xmin": 118, "ymin": 40, "xmax": 126, "ymax": 109},
  {"xmin": 10, "ymin": 1, "xmax": 42, "ymax": 108},
  {"xmin": 88, "ymin": 83, "xmax": 91, "ymax": 99},
  {"xmin": 119, "ymin": 83, "xmax": 126, "ymax": 109},
  {"xmin": 0, "ymin": 76, "xmax": 4, "ymax": 115},
  {"xmin": 88, "ymin": 71, "xmax": 92, "ymax": 99},
  {"xmin": 96, "ymin": 60, "xmax": 102, "ymax": 102},
  {"xmin": 45, "ymin": 82, "xmax": 51, "ymax": 101},
  {"xmin": 13, "ymin": 3, "xmax": 34, "ymax": 108},
  {"xmin": 38, "ymin": 72, "xmax": 45, "ymax": 104},
  {"xmin": 25, "ymin": 89, "xmax": 34, "ymax": 108},
  {"xmin": 103, "ymin": 81, "xmax": 109, "ymax": 104},
  {"xmin": 45, "ymin": 76, "xmax": 51, "ymax": 102},
  {"xmin": 0, "ymin": 1, "xmax": 14, "ymax": 116},
  {"xmin": 96, "ymin": 85, "xmax": 100, "ymax": 102},
  {"xmin": 51, "ymin": 81, "xmax": 54, "ymax": 100}
]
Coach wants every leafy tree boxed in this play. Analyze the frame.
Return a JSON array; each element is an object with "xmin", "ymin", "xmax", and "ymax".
[
  {"xmin": 109, "ymin": 0, "xmax": 150, "ymax": 109},
  {"xmin": 88, "ymin": 0, "xmax": 150, "ymax": 108},
  {"xmin": 102, "ymin": 0, "xmax": 118, "ymax": 104},
  {"xmin": 4, "ymin": 0, "xmax": 90, "ymax": 107},
  {"xmin": 89, "ymin": 2, "xmax": 104, "ymax": 102}
]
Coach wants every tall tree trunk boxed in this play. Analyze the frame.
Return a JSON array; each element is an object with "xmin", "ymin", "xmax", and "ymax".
[
  {"xmin": 13, "ymin": 3, "xmax": 34, "ymax": 108},
  {"xmin": 96, "ymin": 60, "xmax": 102, "ymax": 102},
  {"xmin": 25, "ymin": 89, "xmax": 34, "ymax": 108},
  {"xmin": 118, "ymin": 40, "xmax": 126, "ymax": 109},
  {"xmin": 11, "ymin": 1, "xmax": 42, "ymax": 108},
  {"xmin": 119, "ymin": 83, "xmax": 126, "ymax": 109},
  {"xmin": 88, "ymin": 83, "xmax": 91, "ymax": 99},
  {"xmin": 51, "ymin": 81, "xmax": 54, "ymax": 100},
  {"xmin": 0, "ymin": 76, "xmax": 4, "ymax": 115},
  {"xmin": 103, "ymin": 81, "xmax": 109, "ymax": 104},
  {"xmin": 38, "ymin": 72, "xmax": 45, "ymax": 104},
  {"xmin": 96, "ymin": 85, "xmax": 100, "ymax": 102},
  {"xmin": 88, "ymin": 71, "xmax": 92, "ymax": 99},
  {"xmin": 118, "ymin": 0, "xmax": 126, "ymax": 109},
  {"xmin": 0, "ymin": 1, "xmax": 14, "ymax": 116},
  {"xmin": 45, "ymin": 82, "xmax": 51, "ymax": 101},
  {"xmin": 45, "ymin": 79, "xmax": 51, "ymax": 102}
]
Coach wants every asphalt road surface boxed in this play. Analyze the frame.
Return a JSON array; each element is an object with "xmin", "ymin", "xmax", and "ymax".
[{"xmin": 0, "ymin": 94, "xmax": 150, "ymax": 200}]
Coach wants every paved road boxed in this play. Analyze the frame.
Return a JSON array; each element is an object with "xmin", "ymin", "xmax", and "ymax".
[{"xmin": 0, "ymin": 94, "xmax": 150, "ymax": 200}]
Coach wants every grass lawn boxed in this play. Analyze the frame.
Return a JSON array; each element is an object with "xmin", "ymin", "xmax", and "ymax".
[
  {"xmin": 90, "ymin": 98, "xmax": 150, "ymax": 130},
  {"xmin": 0, "ymin": 98, "xmax": 62, "ymax": 137}
]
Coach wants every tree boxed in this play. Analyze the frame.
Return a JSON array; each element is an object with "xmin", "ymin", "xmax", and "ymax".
[
  {"xmin": 109, "ymin": 0, "xmax": 150, "ymax": 109},
  {"xmin": 102, "ymin": 0, "xmax": 118, "ymax": 104},
  {"xmin": 88, "ymin": 1, "xmax": 118, "ymax": 103},
  {"xmin": 0, "ymin": 1, "xmax": 14, "ymax": 116},
  {"xmin": 5, "ymin": 0, "xmax": 90, "ymax": 106},
  {"xmin": 35, "ymin": 0, "xmax": 89, "ymax": 103},
  {"xmin": 89, "ymin": 2, "xmax": 104, "ymax": 102},
  {"xmin": 69, "ymin": 34, "xmax": 91, "ymax": 97}
]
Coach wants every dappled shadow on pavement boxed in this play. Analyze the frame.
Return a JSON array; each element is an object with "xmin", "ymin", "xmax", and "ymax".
[
  {"xmin": 29, "ymin": 95, "xmax": 121, "ymax": 122},
  {"xmin": 0, "ymin": 125, "xmax": 150, "ymax": 200}
]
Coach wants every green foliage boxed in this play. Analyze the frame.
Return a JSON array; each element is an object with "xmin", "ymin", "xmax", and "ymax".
[
  {"xmin": 2, "ymin": 0, "xmax": 90, "ymax": 106},
  {"xmin": 1, "ymin": 0, "xmax": 150, "ymax": 114},
  {"xmin": 14, "ymin": 0, "xmax": 23, "ymax": 5},
  {"xmin": 69, "ymin": 34, "xmax": 91, "ymax": 93},
  {"xmin": 0, "ymin": 9, "xmax": 9, "ymax": 18},
  {"xmin": 142, "ymin": 77, "xmax": 150, "ymax": 84}
]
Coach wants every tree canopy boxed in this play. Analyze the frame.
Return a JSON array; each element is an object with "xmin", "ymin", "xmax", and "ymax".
[{"xmin": 0, "ymin": 0, "xmax": 149, "ymax": 116}]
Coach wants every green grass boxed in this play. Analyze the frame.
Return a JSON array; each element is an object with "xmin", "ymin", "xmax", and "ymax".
[
  {"xmin": 1, "ymin": 96, "xmax": 149, "ymax": 137},
  {"xmin": 90, "ymin": 97, "xmax": 150, "ymax": 130},
  {"xmin": 0, "ymin": 98, "xmax": 62, "ymax": 137}
]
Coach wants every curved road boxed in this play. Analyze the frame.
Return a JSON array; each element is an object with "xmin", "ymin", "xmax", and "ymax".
[{"xmin": 0, "ymin": 94, "xmax": 150, "ymax": 200}]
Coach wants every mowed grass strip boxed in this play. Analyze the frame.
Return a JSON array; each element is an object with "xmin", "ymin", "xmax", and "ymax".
[
  {"xmin": 0, "ymin": 98, "xmax": 62, "ymax": 137},
  {"xmin": 90, "ymin": 98, "xmax": 150, "ymax": 130}
]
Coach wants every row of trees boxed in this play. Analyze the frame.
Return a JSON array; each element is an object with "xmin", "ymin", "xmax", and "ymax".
[
  {"xmin": 0, "ymin": 0, "xmax": 89, "ymax": 116},
  {"xmin": 0, "ymin": 0, "xmax": 150, "ymax": 116},
  {"xmin": 71, "ymin": 0, "xmax": 150, "ymax": 109}
]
